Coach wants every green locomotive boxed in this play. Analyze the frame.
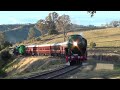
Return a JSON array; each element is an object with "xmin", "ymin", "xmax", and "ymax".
[{"xmin": 13, "ymin": 45, "xmax": 26, "ymax": 55}]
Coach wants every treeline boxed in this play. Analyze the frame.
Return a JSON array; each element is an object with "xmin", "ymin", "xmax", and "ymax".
[{"xmin": 102, "ymin": 20, "xmax": 120, "ymax": 28}]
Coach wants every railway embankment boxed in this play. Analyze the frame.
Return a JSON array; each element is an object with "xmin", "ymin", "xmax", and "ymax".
[{"xmin": 2, "ymin": 56, "xmax": 66, "ymax": 79}]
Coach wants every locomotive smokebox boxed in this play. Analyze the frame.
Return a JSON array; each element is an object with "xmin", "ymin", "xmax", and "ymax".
[{"xmin": 66, "ymin": 34, "xmax": 87, "ymax": 65}]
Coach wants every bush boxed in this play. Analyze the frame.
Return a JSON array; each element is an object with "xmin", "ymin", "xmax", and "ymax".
[
  {"xmin": 0, "ymin": 50, "xmax": 12, "ymax": 61},
  {"xmin": 0, "ymin": 41, "xmax": 12, "ymax": 51},
  {"xmin": 0, "ymin": 69, "xmax": 6, "ymax": 77},
  {"xmin": 4, "ymin": 41, "xmax": 12, "ymax": 47},
  {"xmin": 48, "ymin": 29, "xmax": 59, "ymax": 35},
  {"xmin": 90, "ymin": 42, "xmax": 96, "ymax": 48},
  {"xmin": 35, "ymin": 37, "xmax": 41, "ymax": 41},
  {"xmin": 0, "ymin": 45, "xmax": 5, "ymax": 51}
]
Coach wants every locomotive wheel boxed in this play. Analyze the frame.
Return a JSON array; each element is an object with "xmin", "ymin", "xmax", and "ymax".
[
  {"xmin": 70, "ymin": 61, "xmax": 75, "ymax": 66},
  {"xmin": 70, "ymin": 61, "xmax": 73, "ymax": 66},
  {"xmin": 79, "ymin": 61, "xmax": 82, "ymax": 65},
  {"xmin": 84, "ymin": 51, "xmax": 87, "ymax": 60}
]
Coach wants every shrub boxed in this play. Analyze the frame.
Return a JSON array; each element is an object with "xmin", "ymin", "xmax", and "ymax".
[
  {"xmin": 0, "ymin": 69, "xmax": 6, "ymax": 77},
  {"xmin": 35, "ymin": 37, "xmax": 41, "ymax": 41},
  {"xmin": 0, "ymin": 41, "xmax": 12, "ymax": 51},
  {"xmin": 0, "ymin": 50, "xmax": 12, "ymax": 62},
  {"xmin": 4, "ymin": 41, "xmax": 12, "ymax": 47},
  {"xmin": 0, "ymin": 45, "xmax": 5, "ymax": 51},
  {"xmin": 90, "ymin": 42, "xmax": 96, "ymax": 48},
  {"xmin": 48, "ymin": 29, "xmax": 59, "ymax": 35}
]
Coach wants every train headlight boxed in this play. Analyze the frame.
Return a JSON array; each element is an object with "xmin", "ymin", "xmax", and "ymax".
[{"xmin": 73, "ymin": 42, "xmax": 77, "ymax": 46}]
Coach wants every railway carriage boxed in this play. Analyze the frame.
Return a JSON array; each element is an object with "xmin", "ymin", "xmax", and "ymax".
[
  {"xmin": 36, "ymin": 45, "xmax": 51, "ymax": 56},
  {"xmin": 14, "ymin": 34, "xmax": 87, "ymax": 65},
  {"xmin": 25, "ymin": 45, "xmax": 35, "ymax": 55}
]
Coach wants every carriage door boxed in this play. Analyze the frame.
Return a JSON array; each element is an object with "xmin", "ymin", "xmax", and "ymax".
[{"xmin": 33, "ymin": 47, "xmax": 37, "ymax": 55}]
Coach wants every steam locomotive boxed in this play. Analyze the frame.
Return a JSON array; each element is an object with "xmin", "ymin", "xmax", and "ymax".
[
  {"xmin": 65, "ymin": 35, "xmax": 87, "ymax": 65},
  {"xmin": 13, "ymin": 34, "xmax": 87, "ymax": 65}
]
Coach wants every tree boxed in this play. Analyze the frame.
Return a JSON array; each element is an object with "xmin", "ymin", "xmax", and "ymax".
[
  {"xmin": 35, "ymin": 19, "xmax": 47, "ymax": 35},
  {"xmin": 56, "ymin": 14, "xmax": 71, "ymax": 41},
  {"xmin": 0, "ymin": 50, "xmax": 11, "ymax": 61},
  {"xmin": 36, "ymin": 12, "xmax": 59, "ymax": 35},
  {"xmin": 46, "ymin": 12, "xmax": 58, "ymax": 23},
  {"xmin": 4, "ymin": 41, "xmax": 12, "ymax": 47},
  {"xmin": 48, "ymin": 29, "xmax": 59, "ymax": 35},
  {"xmin": 110, "ymin": 21, "xmax": 119, "ymax": 27},
  {"xmin": 87, "ymin": 11, "xmax": 96, "ymax": 17},
  {"xmin": 45, "ymin": 12, "xmax": 59, "ymax": 35},
  {"xmin": 90, "ymin": 42, "xmax": 96, "ymax": 48},
  {"xmin": 27, "ymin": 27, "xmax": 36, "ymax": 40},
  {"xmin": 0, "ymin": 32, "xmax": 6, "ymax": 51},
  {"xmin": 0, "ymin": 32, "xmax": 5, "ymax": 44}
]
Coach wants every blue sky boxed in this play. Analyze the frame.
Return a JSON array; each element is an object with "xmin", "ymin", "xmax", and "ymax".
[{"xmin": 0, "ymin": 11, "xmax": 120, "ymax": 26}]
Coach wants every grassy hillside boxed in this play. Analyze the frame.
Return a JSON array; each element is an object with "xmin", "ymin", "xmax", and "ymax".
[
  {"xmin": 2, "ymin": 56, "xmax": 65, "ymax": 79},
  {"xmin": 83, "ymin": 28, "xmax": 120, "ymax": 47},
  {"xmin": 18, "ymin": 27, "xmax": 120, "ymax": 47},
  {"xmin": 68, "ymin": 27, "xmax": 120, "ymax": 47}
]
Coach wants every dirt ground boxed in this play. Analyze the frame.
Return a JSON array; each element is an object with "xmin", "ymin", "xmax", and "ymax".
[{"xmin": 66, "ymin": 59, "xmax": 120, "ymax": 79}]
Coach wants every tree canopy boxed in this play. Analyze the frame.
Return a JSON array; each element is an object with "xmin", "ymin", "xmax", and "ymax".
[
  {"xmin": 87, "ymin": 11, "xmax": 96, "ymax": 17},
  {"xmin": 35, "ymin": 12, "xmax": 71, "ymax": 36},
  {"xmin": 0, "ymin": 32, "xmax": 6, "ymax": 44}
]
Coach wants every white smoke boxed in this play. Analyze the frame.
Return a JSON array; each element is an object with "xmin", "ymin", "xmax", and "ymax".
[{"xmin": 79, "ymin": 32, "xmax": 84, "ymax": 37}]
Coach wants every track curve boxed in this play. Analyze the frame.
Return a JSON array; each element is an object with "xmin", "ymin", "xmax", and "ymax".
[{"xmin": 24, "ymin": 65, "xmax": 81, "ymax": 79}]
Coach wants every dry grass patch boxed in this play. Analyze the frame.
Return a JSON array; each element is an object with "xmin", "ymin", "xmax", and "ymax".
[
  {"xmin": 95, "ymin": 63, "xmax": 114, "ymax": 70},
  {"xmin": 3, "ymin": 56, "xmax": 66, "ymax": 79},
  {"xmin": 4, "ymin": 56, "xmax": 50, "ymax": 75},
  {"xmin": 67, "ymin": 59, "xmax": 120, "ymax": 79},
  {"xmin": 68, "ymin": 28, "xmax": 120, "ymax": 47}
]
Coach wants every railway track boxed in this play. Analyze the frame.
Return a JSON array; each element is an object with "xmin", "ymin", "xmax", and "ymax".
[{"xmin": 24, "ymin": 65, "xmax": 81, "ymax": 79}]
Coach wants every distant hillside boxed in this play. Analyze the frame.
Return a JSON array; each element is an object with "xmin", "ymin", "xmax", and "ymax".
[
  {"xmin": 70, "ymin": 24, "xmax": 106, "ymax": 32},
  {"xmin": 0, "ymin": 24, "xmax": 41, "ymax": 43},
  {"xmin": 0, "ymin": 24, "xmax": 29, "ymax": 32}
]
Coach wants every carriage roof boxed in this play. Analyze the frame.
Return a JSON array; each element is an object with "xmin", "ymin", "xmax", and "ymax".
[{"xmin": 26, "ymin": 41, "xmax": 68, "ymax": 48}]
